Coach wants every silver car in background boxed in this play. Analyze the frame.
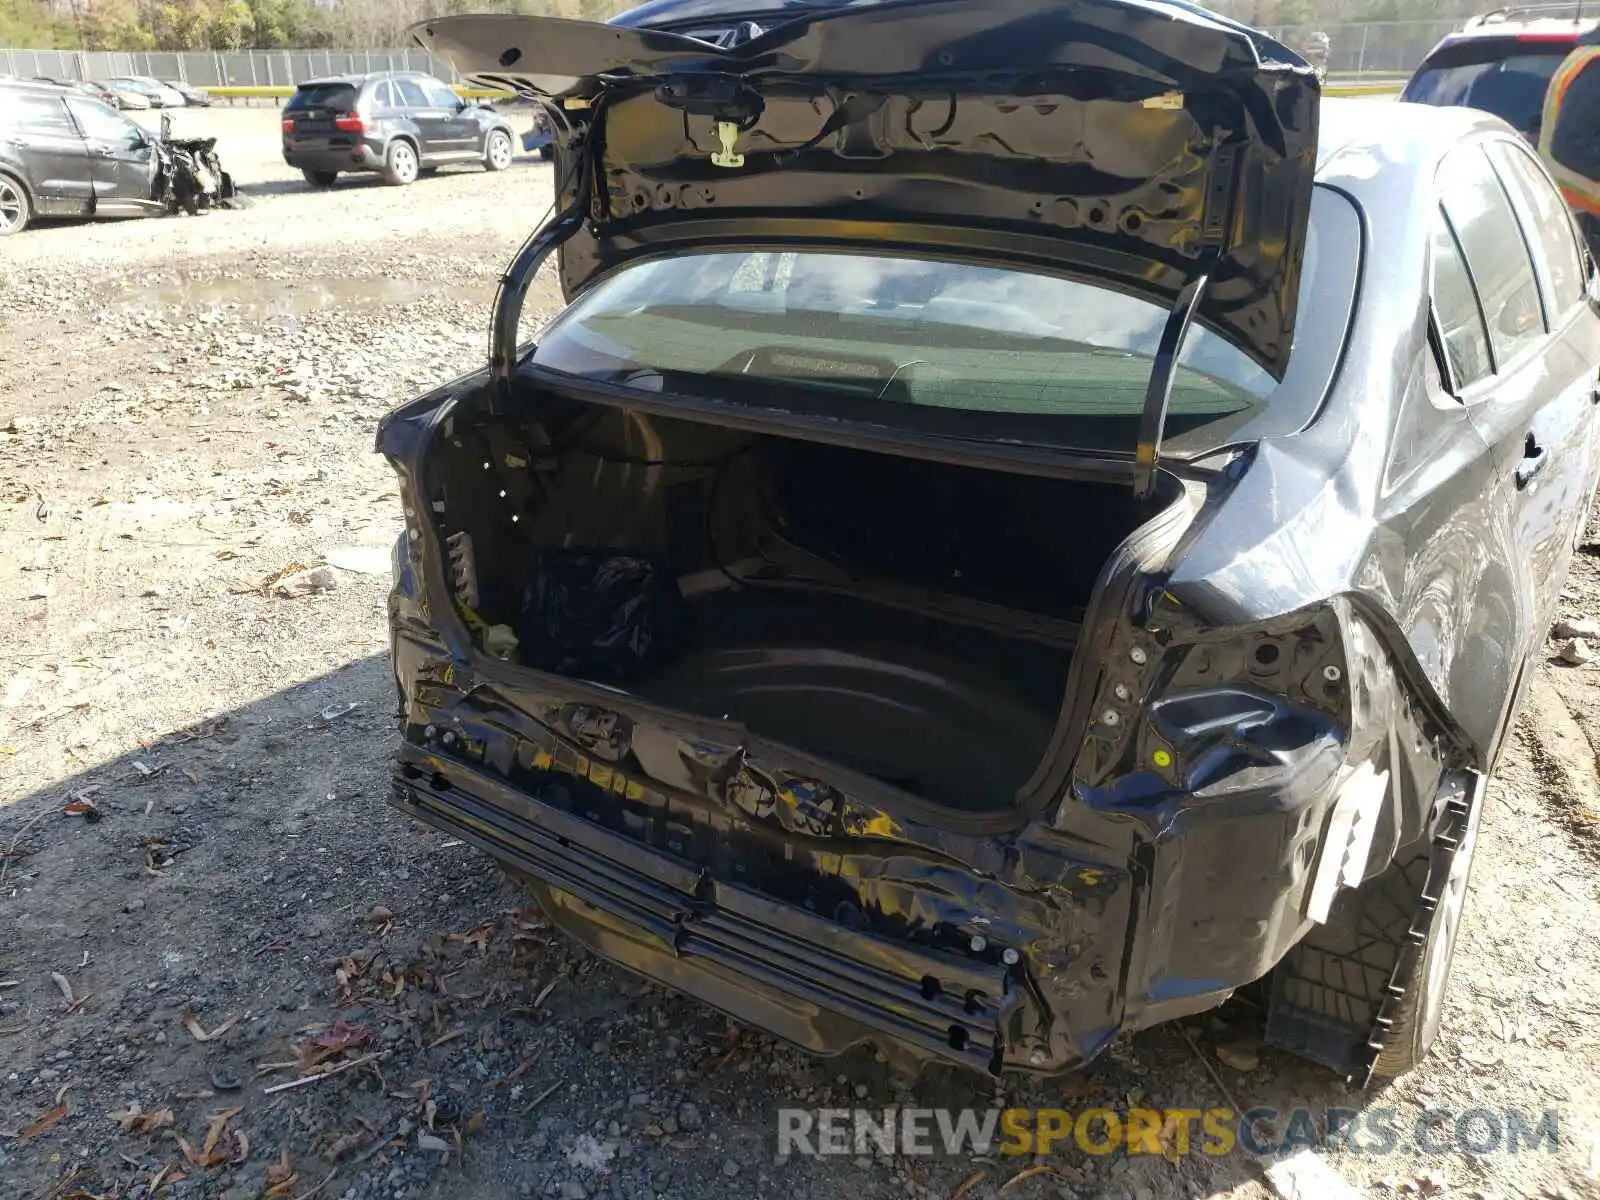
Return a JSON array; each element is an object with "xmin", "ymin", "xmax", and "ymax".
[{"xmin": 107, "ymin": 77, "xmax": 186, "ymax": 108}]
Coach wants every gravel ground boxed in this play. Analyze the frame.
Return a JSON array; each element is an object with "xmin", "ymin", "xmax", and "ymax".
[{"xmin": 2, "ymin": 108, "xmax": 1599, "ymax": 1200}]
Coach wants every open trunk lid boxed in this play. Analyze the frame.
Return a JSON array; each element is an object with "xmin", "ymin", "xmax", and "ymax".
[{"xmin": 413, "ymin": 0, "xmax": 1319, "ymax": 398}]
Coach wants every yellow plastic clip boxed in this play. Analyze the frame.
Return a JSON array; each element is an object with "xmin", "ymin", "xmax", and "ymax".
[
  {"xmin": 711, "ymin": 120, "xmax": 745, "ymax": 169},
  {"xmin": 455, "ymin": 599, "xmax": 490, "ymax": 635}
]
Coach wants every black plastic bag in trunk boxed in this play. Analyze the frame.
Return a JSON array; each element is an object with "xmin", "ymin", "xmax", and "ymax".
[{"xmin": 516, "ymin": 549, "xmax": 687, "ymax": 681}]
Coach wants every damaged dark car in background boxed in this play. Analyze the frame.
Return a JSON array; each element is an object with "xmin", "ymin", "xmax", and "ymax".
[
  {"xmin": 376, "ymin": 0, "xmax": 1600, "ymax": 1084},
  {"xmin": 0, "ymin": 78, "xmax": 240, "ymax": 235}
]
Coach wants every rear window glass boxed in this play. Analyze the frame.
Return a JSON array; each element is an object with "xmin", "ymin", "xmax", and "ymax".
[
  {"xmin": 1404, "ymin": 43, "xmax": 1571, "ymax": 134},
  {"xmin": 286, "ymin": 83, "xmax": 357, "ymax": 112},
  {"xmin": 529, "ymin": 198, "xmax": 1364, "ymax": 453},
  {"xmin": 533, "ymin": 254, "xmax": 1281, "ymax": 442}
]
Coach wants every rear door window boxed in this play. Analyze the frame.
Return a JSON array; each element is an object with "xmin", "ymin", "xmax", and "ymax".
[
  {"xmin": 3, "ymin": 92, "xmax": 76, "ymax": 137},
  {"xmin": 286, "ymin": 83, "xmax": 356, "ymax": 112},
  {"xmin": 394, "ymin": 79, "xmax": 431, "ymax": 109},
  {"xmin": 1430, "ymin": 209, "xmax": 1494, "ymax": 391},
  {"xmin": 422, "ymin": 79, "xmax": 460, "ymax": 108},
  {"xmin": 1488, "ymin": 138, "xmax": 1588, "ymax": 313},
  {"xmin": 1437, "ymin": 145, "xmax": 1546, "ymax": 368}
]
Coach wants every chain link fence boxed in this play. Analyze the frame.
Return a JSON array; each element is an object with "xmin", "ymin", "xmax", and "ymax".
[
  {"xmin": 2, "ymin": 47, "xmax": 456, "ymax": 88},
  {"xmin": 3, "ymin": 17, "xmax": 1463, "ymax": 89},
  {"xmin": 1266, "ymin": 18, "xmax": 1462, "ymax": 78}
]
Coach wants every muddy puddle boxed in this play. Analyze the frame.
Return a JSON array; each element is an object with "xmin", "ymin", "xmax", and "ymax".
[{"xmin": 113, "ymin": 276, "xmax": 496, "ymax": 315}]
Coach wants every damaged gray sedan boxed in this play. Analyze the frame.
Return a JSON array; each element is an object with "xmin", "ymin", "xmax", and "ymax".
[{"xmin": 378, "ymin": 0, "xmax": 1600, "ymax": 1084}]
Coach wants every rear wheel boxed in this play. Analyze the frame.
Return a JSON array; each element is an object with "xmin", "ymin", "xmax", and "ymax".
[
  {"xmin": 1266, "ymin": 775, "xmax": 1482, "ymax": 1082},
  {"xmin": 484, "ymin": 128, "xmax": 514, "ymax": 172},
  {"xmin": 301, "ymin": 169, "xmax": 338, "ymax": 189},
  {"xmin": 382, "ymin": 140, "xmax": 419, "ymax": 186},
  {"xmin": 0, "ymin": 174, "xmax": 28, "ymax": 235}
]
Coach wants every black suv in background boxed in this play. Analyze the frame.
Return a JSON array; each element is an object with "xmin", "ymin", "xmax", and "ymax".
[
  {"xmin": 281, "ymin": 70, "xmax": 517, "ymax": 187},
  {"xmin": 0, "ymin": 78, "xmax": 159, "ymax": 235}
]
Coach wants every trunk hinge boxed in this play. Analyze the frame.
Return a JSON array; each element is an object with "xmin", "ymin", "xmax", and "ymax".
[
  {"xmin": 1132, "ymin": 268, "xmax": 1211, "ymax": 505},
  {"xmin": 487, "ymin": 107, "xmax": 603, "ymax": 411}
]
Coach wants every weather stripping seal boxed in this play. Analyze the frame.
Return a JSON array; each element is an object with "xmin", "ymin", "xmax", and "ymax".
[
  {"xmin": 1134, "ymin": 269, "xmax": 1210, "ymax": 504},
  {"xmin": 489, "ymin": 196, "xmax": 588, "ymax": 401},
  {"xmin": 488, "ymin": 100, "xmax": 605, "ymax": 405}
]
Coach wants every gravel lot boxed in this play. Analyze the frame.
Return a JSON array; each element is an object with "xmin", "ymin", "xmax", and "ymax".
[{"xmin": 2, "ymin": 106, "xmax": 1600, "ymax": 1200}]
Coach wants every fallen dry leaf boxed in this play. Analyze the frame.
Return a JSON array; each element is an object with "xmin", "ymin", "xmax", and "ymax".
[
  {"xmin": 21, "ymin": 1101, "xmax": 68, "ymax": 1138},
  {"xmin": 201, "ymin": 1106, "xmax": 244, "ymax": 1158},
  {"xmin": 323, "ymin": 1129, "xmax": 370, "ymax": 1161},
  {"xmin": 950, "ymin": 1169, "xmax": 988, "ymax": 1200},
  {"xmin": 178, "ymin": 1136, "xmax": 227, "ymax": 1168},
  {"xmin": 1215, "ymin": 1043, "xmax": 1260, "ymax": 1072},
  {"xmin": 1155, "ymin": 1110, "xmax": 1185, "ymax": 1165},
  {"xmin": 109, "ymin": 1106, "xmax": 175, "ymax": 1134},
  {"xmin": 312, "ymin": 1019, "xmax": 373, "ymax": 1053},
  {"xmin": 182, "ymin": 1011, "xmax": 240, "ymax": 1043},
  {"xmin": 417, "ymin": 1130, "xmax": 453, "ymax": 1153},
  {"xmin": 447, "ymin": 924, "xmax": 494, "ymax": 955},
  {"xmin": 464, "ymin": 1110, "xmax": 486, "ymax": 1138},
  {"xmin": 51, "ymin": 971, "xmax": 75, "ymax": 1006},
  {"xmin": 1000, "ymin": 1164, "xmax": 1056, "ymax": 1191},
  {"xmin": 232, "ymin": 560, "xmax": 311, "ymax": 595},
  {"xmin": 264, "ymin": 1146, "xmax": 297, "ymax": 1196},
  {"xmin": 63, "ymin": 797, "xmax": 102, "ymax": 821}
]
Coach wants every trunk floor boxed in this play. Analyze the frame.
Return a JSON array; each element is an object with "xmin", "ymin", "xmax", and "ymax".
[{"xmin": 636, "ymin": 585, "xmax": 1070, "ymax": 812}]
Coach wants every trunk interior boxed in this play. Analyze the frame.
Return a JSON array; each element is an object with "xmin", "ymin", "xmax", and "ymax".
[{"xmin": 422, "ymin": 395, "xmax": 1173, "ymax": 814}]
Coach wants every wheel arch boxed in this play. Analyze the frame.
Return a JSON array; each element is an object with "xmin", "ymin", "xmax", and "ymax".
[{"xmin": 0, "ymin": 165, "xmax": 35, "ymax": 206}]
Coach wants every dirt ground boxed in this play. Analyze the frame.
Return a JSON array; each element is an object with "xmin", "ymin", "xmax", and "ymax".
[{"xmin": 2, "ymin": 107, "xmax": 1600, "ymax": 1200}]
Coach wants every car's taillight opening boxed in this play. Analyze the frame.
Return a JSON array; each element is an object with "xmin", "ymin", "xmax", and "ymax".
[
  {"xmin": 1072, "ymin": 596, "xmax": 1354, "ymax": 808},
  {"xmin": 335, "ymin": 114, "xmax": 366, "ymax": 133},
  {"xmin": 281, "ymin": 117, "xmax": 294, "ymax": 133}
]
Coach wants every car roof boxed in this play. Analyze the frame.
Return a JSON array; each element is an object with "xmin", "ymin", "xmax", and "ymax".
[
  {"xmin": 0, "ymin": 78, "xmax": 72, "ymax": 96},
  {"xmin": 1457, "ymin": 4, "xmax": 1598, "ymax": 35},
  {"xmin": 1426, "ymin": 9, "xmax": 1597, "ymax": 57},
  {"xmin": 1315, "ymin": 97, "xmax": 1513, "ymax": 182},
  {"xmin": 297, "ymin": 71, "xmax": 438, "ymax": 88}
]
